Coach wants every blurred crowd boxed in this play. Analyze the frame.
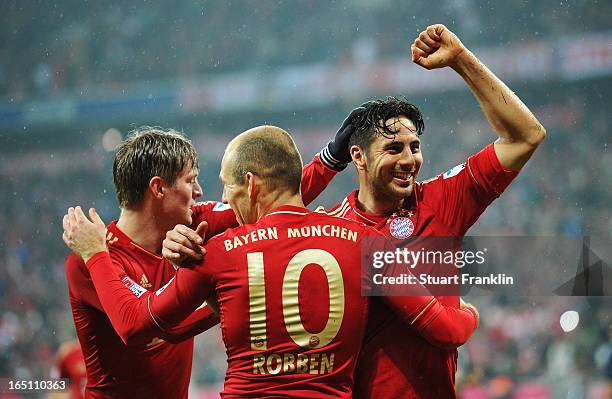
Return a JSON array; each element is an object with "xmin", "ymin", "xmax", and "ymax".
[{"xmin": 1, "ymin": 0, "xmax": 611, "ymax": 101}]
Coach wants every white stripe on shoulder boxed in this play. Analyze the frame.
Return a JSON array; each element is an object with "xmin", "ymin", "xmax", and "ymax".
[
  {"xmin": 314, "ymin": 197, "xmax": 348, "ymax": 216},
  {"xmin": 328, "ymin": 198, "xmax": 350, "ymax": 216},
  {"xmin": 322, "ymin": 201, "xmax": 350, "ymax": 218},
  {"xmin": 338, "ymin": 203, "xmax": 351, "ymax": 217}
]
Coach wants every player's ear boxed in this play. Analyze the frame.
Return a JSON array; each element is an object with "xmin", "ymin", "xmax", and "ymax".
[
  {"xmin": 149, "ymin": 176, "xmax": 165, "ymax": 199},
  {"xmin": 245, "ymin": 172, "xmax": 258, "ymax": 202},
  {"xmin": 351, "ymin": 145, "xmax": 367, "ymax": 170}
]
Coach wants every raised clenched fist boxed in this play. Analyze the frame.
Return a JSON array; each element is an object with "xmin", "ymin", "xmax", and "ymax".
[{"xmin": 411, "ymin": 24, "xmax": 466, "ymax": 70}]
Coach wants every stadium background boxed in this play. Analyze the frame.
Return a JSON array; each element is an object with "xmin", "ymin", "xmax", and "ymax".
[{"xmin": 0, "ymin": 1, "xmax": 610, "ymax": 398}]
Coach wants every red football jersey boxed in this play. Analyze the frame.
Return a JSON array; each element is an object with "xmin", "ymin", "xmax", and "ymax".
[
  {"xmin": 65, "ymin": 156, "xmax": 333, "ymax": 398},
  {"xmin": 84, "ymin": 206, "xmax": 477, "ymax": 398},
  {"xmin": 52, "ymin": 340, "xmax": 86, "ymax": 399},
  {"xmin": 318, "ymin": 143, "xmax": 518, "ymax": 399}
]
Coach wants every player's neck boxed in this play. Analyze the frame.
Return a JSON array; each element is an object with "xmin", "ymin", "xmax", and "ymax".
[
  {"xmin": 256, "ymin": 191, "xmax": 304, "ymax": 220},
  {"xmin": 356, "ymin": 188, "xmax": 403, "ymax": 216},
  {"xmin": 116, "ymin": 208, "xmax": 166, "ymax": 254}
]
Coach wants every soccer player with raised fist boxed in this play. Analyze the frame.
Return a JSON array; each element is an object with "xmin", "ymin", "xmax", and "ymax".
[{"xmin": 317, "ymin": 24, "xmax": 545, "ymax": 398}]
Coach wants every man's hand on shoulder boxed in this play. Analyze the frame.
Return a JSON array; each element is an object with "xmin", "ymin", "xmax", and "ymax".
[
  {"xmin": 62, "ymin": 206, "xmax": 108, "ymax": 263},
  {"xmin": 162, "ymin": 221, "xmax": 207, "ymax": 268}
]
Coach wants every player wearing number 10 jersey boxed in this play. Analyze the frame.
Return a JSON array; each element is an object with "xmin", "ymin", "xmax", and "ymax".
[{"xmin": 63, "ymin": 126, "xmax": 478, "ymax": 398}]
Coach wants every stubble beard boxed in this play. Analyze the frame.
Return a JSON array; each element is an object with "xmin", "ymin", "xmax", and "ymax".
[{"xmin": 370, "ymin": 178, "xmax": 410, "ymax": 211}]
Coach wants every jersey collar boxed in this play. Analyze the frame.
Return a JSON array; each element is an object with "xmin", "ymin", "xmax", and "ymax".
[
  {"xmin": 346, "ymin": 189, "xmax": 419, "ymax": 225},
  {"xmin": 106, "ymin": 220, "xmax": 130, "ymax": 247},
  {"xmin": 265, "ymin": 204, "xmax": 311, "ymax": 218},
  {"xmin": 106, "ymin": 220, "xmax": 163, "ymax": 259}
]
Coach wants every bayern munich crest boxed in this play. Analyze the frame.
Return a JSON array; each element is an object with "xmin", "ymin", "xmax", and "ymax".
[{"xmin": 389, "ymin": 217, "xmax": 414, "ymax": 239}]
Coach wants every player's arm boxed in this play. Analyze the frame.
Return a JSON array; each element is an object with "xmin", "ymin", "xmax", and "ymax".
[
  {"xmin": 422, "ymin": 144, "xmax": 519, "ymax": 236},
  {"xmin": 67, "ymin": 234, "xmax": 218, "ymax": 342},
  {"xmin": 161, "ymin": 304, "xmax": 219, "ymax": 343},
  {"xmin": 412, "ymin": 24, "xmax": 546, "ymax": 171},
  {"xmin": 63, "ymin": 207, "xmax": 215, "ymax": 345},
  {"xmin": 65, "ymin": 253, "xmax": 104, "ymax": 311},
  {"xmin": 300, "ymin": 154, "xmax": 338, "ymax": 205},
  {"xmin": 365, "ymin": 230, "xmax": 478, "ymax": 347},
  {"xmin": 85, "ymin": 250, "xmax": 212, "ymax": 345},
  {"xmin": 301, "ymin": 105, "xmax": 369, "ymax": 204},
  {"xmin": 377, "ymin": 248, "xmax": 478, "ymax": 348},
  {"xmin": 384, "ymin": 294, "xmax": 478, "ymax": 349}
]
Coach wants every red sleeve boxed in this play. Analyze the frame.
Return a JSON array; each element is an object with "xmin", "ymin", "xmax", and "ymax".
[
  {"xmin": 421, "ymin": 143, "xmax": 519, "ymax": 236},
  {"xmin": 65, "ymin": 253, "xmax": 103, "ymax": 311},
  {"xmin": 385, "ymin": 295, "xmax": 477, "ymax": 348},
  {"xmin": 145, "ymin": 239, "xmax": 223, "ymax": 332},
  {"xmin": 364, "ymin": 228, "xmax": 477, "ymax": 348},
  {"xmin": 162, "ymin": 305, "xmax": 219, "ymax": 343},
  {"xmin": 191, "ymin": 201, "xmax": 238, "ymax": 240},
  {"xmin": 85, "ymin": 248, "xmax": 215, "ymax": 345},
  {"xmin": 68, "ymin": 250, "xmax": 218, "ymax": 343},
  {"xmin": 301, "ymin": 154, "xmax": 338, "ymax": 206}
]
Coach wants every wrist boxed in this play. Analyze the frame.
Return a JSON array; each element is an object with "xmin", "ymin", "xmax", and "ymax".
[
  {"xmin": 320, "ymin": 145, "xmax": 348, "ymax": 171},
  {"xmin": 450, "ymin": 48, "xmax": 475, "ymax": 74}
]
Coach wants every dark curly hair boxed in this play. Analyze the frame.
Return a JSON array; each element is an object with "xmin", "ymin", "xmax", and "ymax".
[{"xmin": 348, "ymin": 96, "xmax": 425, "ymax": 153}]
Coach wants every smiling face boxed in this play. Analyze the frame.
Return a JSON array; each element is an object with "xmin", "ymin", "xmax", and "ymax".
[{"xmin": 360, "ymin": 116, "xmax": 423, "ymax": 203}]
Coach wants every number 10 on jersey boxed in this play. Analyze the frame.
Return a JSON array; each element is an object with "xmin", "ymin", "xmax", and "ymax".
[{"xmin": 247, "ymin": 249, "xmax": 346, "ymax": 351}]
